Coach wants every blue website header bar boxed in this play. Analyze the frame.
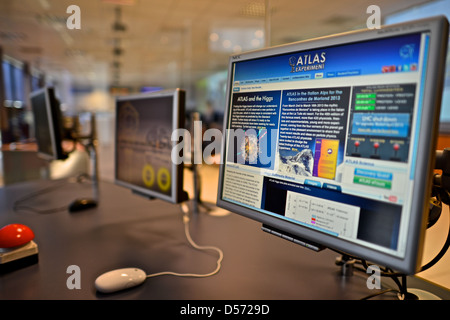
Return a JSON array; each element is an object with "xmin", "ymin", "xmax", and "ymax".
[{"xmin": 233, "ymin": 33, "xmax": 422, "ymax": 83}]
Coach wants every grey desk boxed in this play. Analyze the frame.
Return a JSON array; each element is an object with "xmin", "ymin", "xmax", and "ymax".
[{"xmin": 0, "ymin": 178, "xmax": 449, "ymax": 302}]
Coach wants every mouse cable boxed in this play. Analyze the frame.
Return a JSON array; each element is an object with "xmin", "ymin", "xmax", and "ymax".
[{"xmin": 145, "ymin": 202, "xmax": 224, "ymax": 279}]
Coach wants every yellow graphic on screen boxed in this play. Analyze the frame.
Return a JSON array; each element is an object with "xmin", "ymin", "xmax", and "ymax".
[
  {"xmin": 142, "ymin": 164, "xmax": 155, "ymax": 187},
  {"xmin": 314, "ymin": 139, "xmax": 339, "ymax": 179},
  {"xmin": 157, "ymin": 167, "xmax": 171, "ymax": 192}
]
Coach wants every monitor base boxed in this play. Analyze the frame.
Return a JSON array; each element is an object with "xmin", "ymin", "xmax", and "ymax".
[
  {"xmin": 335, "ymin": 255, "xmax": 355, "ymax": 276},
  {"xmin": 403, "ymin": 288, "xmax": 441, "ymax": 300}
]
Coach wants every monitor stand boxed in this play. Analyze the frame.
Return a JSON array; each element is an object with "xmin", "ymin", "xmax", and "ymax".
[
  {"xmin": 189, "ymin": 111, "xmax": 229, "ymax": 217},
  {"xmin": 335, "ymin": 254, "xmax": 355, "ymax": 276},
  {"xmin": 332, "ymin": 250, "xmax": 445, "ymax": 300},
  {"xmin": 399, "ymin": 148, "xmax": 450, "ymax": 299},
  {"xmin": 69, "ymin": 112, "xmax": 100, "ymax": 209},
  {"xmin": 406, "ymin": 289, "xmax": 441, "ymax": 300},
  {"xmin": 190, "ymin": 161, "xmax": 229, "ymax": 217}
]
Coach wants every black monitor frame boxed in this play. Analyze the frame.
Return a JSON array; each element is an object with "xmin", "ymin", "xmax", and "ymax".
[
  {"xmin": 114, "ymin": 88, "xmax": 187, "ymax": 204},
  {"xmin": 217, "ymin": 16, "xmax": 449, "ymax": 274},
  {"xmin": 30, "ymin": 87, "xmax": 67, "ymax": 161}
]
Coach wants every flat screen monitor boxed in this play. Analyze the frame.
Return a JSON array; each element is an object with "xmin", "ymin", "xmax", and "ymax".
[
  {"xmin": 30, "ymin": 87, "xmax": 67, "ymax": 161},
  {"xmin": 217, "ymin": 16, "xmax": 449, "ymax": 274},
  {"xmin": 115, "ymin": 88, "xmax": 187, "ymax": 204}
]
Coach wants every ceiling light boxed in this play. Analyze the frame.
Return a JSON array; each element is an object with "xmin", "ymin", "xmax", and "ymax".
[
  {"xmin": 222, "ymin": 39, "xmax": 232, "ymax": 49},
  {"xmin": 251, "ymin": 39, "xmax": 261, "ymax": 48},
  {"xmin": 209, "ymin": 27, "xmax": 265, "ymax": 53},
  {"xmin": 209, "ymin": 33, "xmax": 219, "ymax": 42},
  {"xmin": 255, "ymin": 30, "xmax": 264, "ymax": 39},
  {"xmin": 233, "ymin": 45, "xmax": 242, "ymax": 53}
]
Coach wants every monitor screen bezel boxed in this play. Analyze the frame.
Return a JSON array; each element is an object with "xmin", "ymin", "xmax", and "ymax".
[
  {"xmin": 216, "ymin": 16, "xmax": 449, "ymax": 274},
  {"xmin": 30, "ymin": 87, "xmax": 67, "ymax": 161},
  {"xmin": 114, "ymin": 88, "xmax": 186, "ymax": 204}
]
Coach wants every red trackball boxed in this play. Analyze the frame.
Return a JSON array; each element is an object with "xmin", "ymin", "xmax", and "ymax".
[{"xmin": 0, "ymin": 224, "xmax": 35, "ymax": 248}]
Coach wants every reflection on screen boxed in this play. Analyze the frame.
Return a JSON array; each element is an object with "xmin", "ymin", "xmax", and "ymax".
[{"xmin": 116, "ymin": 97, "xmax": 173, "ymax": 197}]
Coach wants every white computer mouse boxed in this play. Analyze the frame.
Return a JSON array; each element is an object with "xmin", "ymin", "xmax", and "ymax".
[{"xmin": 95, "ymin": 267, "xmax": 147, "ymax": 293}]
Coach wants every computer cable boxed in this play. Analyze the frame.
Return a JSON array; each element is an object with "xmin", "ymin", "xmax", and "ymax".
[
  {"xmin": 12, "ymin": 179, "xmax": 72, "ymax": 214},
  {"xmin": 145, "ymin": 202, "xmax": 223, "ymax": 280},
  {"xmin": 12, "ymin": 174, "xmax": 94, "ymax": 214}
]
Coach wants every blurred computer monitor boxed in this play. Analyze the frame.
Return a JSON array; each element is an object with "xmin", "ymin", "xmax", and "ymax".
[
  {"xmin": 30, "ymin": 87, "xmax": 67, "ymax": 161},
  {"xmin": 115, "ymin": 88, "xmax": 188, "ymax": 203}
]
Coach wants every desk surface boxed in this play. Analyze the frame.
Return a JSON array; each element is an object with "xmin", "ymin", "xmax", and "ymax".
[{"xmin": 0, "ymin": 178, "xmax": 449, "ymax": 301}]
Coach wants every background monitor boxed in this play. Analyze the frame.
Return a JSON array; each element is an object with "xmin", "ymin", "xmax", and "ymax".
[
  {"xmin": 30, "ymin": 87, "xmax": 67, "ymax": 161},
  {"xmin": 2, "ymin": 58, "xmax": 25, "ymax": 107},
  {"xmin": 217, "ymin": 16, "xmax": 449, "ymax": 274},
  {"xmin": 115, "ymin": 88, "xmax": 187, "ymax": 204}
]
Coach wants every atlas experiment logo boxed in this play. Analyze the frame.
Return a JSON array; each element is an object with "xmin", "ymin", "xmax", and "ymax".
[{"xmin": 289, "ymin": 52, "xmax": 326, "ymax": 73}]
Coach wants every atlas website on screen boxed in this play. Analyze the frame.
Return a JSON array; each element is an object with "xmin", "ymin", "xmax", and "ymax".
[{"xmin": 222, "ymin": 32, "xmax": 430, "ymax": 257}]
